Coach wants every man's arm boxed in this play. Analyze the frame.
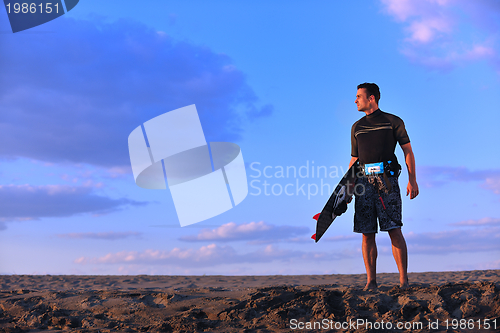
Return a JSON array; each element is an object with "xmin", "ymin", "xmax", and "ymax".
[
  {"xmin": 400, "ymin": 142, "xmax": 419, "ymax": 199},
  {"xmin": 346, "ymin": 157, "xmax": 359, "ymax": 204}
]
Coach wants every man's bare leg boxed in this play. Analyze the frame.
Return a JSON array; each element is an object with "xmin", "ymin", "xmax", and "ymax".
[
  {"xmin": 362, "ymin": 233, "xmax": 377, "ymax": 290},
  {"xmin": 388, "ymin": 228, "xmax": 409, "ymax": 289}
]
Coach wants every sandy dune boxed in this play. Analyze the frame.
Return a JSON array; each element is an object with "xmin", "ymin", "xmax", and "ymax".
[{"xmin": 1, "ymin": 270, "xmax": 499, "ymax": 332}]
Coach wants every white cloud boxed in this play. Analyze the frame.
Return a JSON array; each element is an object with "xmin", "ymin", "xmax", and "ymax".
[
  {"xmin": 72, "ymin": 220, "xmax": 499, "ymax": 273},
  {"xmin": 191, "ymin": 221, "xmax": 271, "ymax": 240},
  {"xmin": 179, "ymin": 221, "xmax": 309, "ymax": 243},
  {"xmin": 74, "ymin": 243, "xmax": 316, "ymax": 268},
  {"xmin": 449, "ymin": 217, "xmax": 500, "ymax": 227}
]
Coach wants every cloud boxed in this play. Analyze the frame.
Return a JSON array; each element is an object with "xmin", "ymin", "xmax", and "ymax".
[
  {"xmin": 360, "ymin": 216, "xmax": 500, "ymax": 255},
  {"xmin": 419, "ymin": 165, "xmax": 500, "ymax": 195},
  {"xmin": 479, "ymin": 259, "xmax": 500, "ymax": 270},
  {"xmin": 381, "ymin": 0, "xmax": 455, "ymax": 43},
  {"xmin": 403, "ymin": 227, "xmax": 500, "ymax": 254},
  {"xmin": 321, "ymin": 234, "xmax": 359, "ymax": 242},
  {"xmin": 380, "ymin": 0, "xmax": 500, "ymax": 71},
  {"xmin": 73, "ymin": 216, "xmax": 500, "ymax": 272},
  {"xmin": 0, "ymin": 184, "xmax": 146, "ymax": 223},
  {"xmin": 74, "ymin": 243, "xmax": 316, "ymax": 268},
  {"xmin": 482, "ymin": 177, "xmax": 500, "ymax": 194},
  {"xmin": 449, "ymin": 217, "xmax": 500, "ymax": 227},
  {"xmin": 311, "ymin": 225, "xmax": 499, "ymax": 257},
  {"xmin": 179, "ymin": 221, "xmax": 309, "ymax": 243},
  {"xmin": 373, "ymin": 217, "xmax": 500, "ymax": 255},
  {"xmin": 0, "ymin": 16, "xmax": 272, "ymax": 168},
  {"xmin": 456, "ymin": 0, "xmax": 500, "ymax": 33},
  {"xmin": 406, "ymin": 17, "xmax": 452, "ymax": 44},
  {"xmin": 56, "ymin": 231, "xmax": 143, "ymax": 240}
]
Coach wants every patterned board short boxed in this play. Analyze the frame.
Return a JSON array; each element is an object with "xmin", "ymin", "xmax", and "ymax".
[{"xmin": 353, "ymin": 175, "xmax": 402, "ymax": 234}]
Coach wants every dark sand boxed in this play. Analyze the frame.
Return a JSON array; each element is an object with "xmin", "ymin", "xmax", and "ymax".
[{"xmin": 1, "ymin": 270, "xmax": 499, "ymax": 332}]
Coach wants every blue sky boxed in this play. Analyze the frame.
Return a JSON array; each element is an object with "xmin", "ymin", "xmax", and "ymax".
[{"xmin": 1, "ymin": 0, "xmax": 499, "ymax": 275}]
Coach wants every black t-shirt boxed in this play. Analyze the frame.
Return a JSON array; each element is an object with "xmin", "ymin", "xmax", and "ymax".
[{"xmin": 351, "ymin": 109, "xmax": 410, "ymax": 165}]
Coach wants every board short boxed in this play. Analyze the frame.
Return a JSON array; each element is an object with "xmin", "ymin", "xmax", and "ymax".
[{"xmin": 353, "ymin": 175, "xmax": 402, "ymax": 234}]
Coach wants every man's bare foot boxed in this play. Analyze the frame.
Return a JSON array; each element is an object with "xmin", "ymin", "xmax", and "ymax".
[
  {"xmin": 399, "ymin": 278, "xmax": 409, "ymax": 290},
  {"xmin": 363, "ymin": 281, "xmax": 378, "ymax": 291}
]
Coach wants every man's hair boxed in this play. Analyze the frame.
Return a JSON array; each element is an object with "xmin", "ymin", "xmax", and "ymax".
[{"xmin": 357, "ymin": 82, "xmax": 380, "ymax": 104}]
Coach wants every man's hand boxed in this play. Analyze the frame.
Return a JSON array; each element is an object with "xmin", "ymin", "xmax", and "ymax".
[
  {"xmin": 401, "ymin": 143, "xmax": 418, "ymax": 200},
  {"xmin": 407, "ymin": 180, "xmax": 419, "ymax": 199},
  {"xmin": 333, "ymin": 201, "xmax": 348, "ymax": 216}
]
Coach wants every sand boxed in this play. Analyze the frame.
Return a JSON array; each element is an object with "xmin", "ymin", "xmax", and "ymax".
[{"xmin": 0, "ymin": 270, "xmax": 499, "ymax": 332}]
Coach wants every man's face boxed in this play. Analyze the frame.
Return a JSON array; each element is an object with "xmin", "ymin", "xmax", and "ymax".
[{"xmin": 355, "ymin": 88, "xmax": 372, "ymax": 111}]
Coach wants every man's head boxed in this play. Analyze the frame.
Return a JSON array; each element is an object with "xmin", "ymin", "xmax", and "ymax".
[{"xmin": 355, "ymin": 82, "xmax": 380, "ymax": 112}]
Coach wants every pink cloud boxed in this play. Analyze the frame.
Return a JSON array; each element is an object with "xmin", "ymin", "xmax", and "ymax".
[
  {"xmin": 380, "ymin": 0, "xmax": 500, "ymax": 71},
  {"xmin": 322, "ymin": 234, "xmax": 358, "ymax": 242},
  {"xmin": 403, "ymin": 227, "xmax": 500, "ymax": 254},
  {"xmin": 72, "ymin": 221, "xmax": 499, "ymax": 273},
  {"xmin": 381, "ymin": 0, "xmax": 454, "ymax": 21},
  {"xmin": 482, "ymin": 177, "xmax": 500, "ymax": 195},
  {"xmin": 418, "ymin": 165, "xmax": 500, "ymax": 195},
  {"xmin": 465, "ymin": 44, "xmax": 496, "ymax": 59},
  {"xmin": 57, "ymin": 231, "xmax": 143, "ymax": 240},
  {"xmin": 450, "ymin": 217, "xmax": 500, "ymax": 227},
  {"xmin": 105, "ymin": 166, "xmax": 132, "ymax": 179},
  {"xmin": 406, "ymin": 17, "xmax": 452, "ymax": 43},
  {"xmin": 478, "ymin": 259, "xmax": 500, "ymax": 270},
  {"xmin": 74, "ymin": 243, "xmax": 315, "ymax": 268},
  {"xmin": 368, "ymin": 216, "xmax": 500, "ymax": 256},
  {"xmin": 74, "ymin": 244, "xmax": 233, "ymax": 265},
  {"xmin": 381, "ymin": 0, "xmax": 415, "ymax": 21}
]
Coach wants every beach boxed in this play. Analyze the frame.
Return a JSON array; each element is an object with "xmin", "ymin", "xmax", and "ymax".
[{"xmin": 1, "ymin": 270, "xmax": 499, "ymax": 332}]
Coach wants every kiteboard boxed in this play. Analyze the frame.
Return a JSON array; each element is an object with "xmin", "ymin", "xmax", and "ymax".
[{"xmin": 312, "ymin": 160, "xmax": 359, "ymax": 242}]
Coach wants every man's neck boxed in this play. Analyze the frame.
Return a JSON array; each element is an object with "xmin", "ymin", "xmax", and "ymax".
[{"xmin": 364, "ymin": 105, "xmax": 379, "ymax": 116}]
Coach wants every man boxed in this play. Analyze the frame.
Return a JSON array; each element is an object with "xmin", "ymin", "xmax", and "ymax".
[{"xmin": 348, "ymin": 82, "xmax": 418, "ymax": 290}]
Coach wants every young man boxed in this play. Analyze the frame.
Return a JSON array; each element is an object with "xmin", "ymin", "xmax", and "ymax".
[{"xmin": 348, "ymin": 83, "xmax": 418, "ymax": 290}]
